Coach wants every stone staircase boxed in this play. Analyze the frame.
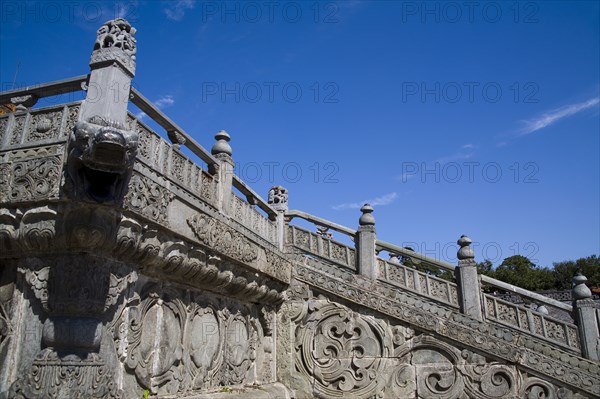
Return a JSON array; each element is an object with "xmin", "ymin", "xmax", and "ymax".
[{"xmin": 0, "ymin": 17, "xmax": 598, "ymax": 399}]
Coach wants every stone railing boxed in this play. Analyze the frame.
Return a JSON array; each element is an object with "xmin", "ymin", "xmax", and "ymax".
[
  {"xmin": 286, "ymin": 224, "xmax": 356, "ymax": 272},
  {"xmin": 0, "ymin": 74, "xmax": 281, "ymax": 249},
  {"xmin": 284, "ymin": 205, "xmax": 599, "ymax": 362},
  {"xmin": 129, "ymin": 88, "xmax": 279, "ymax": 246},
  {"xmin": 377, "ymin": 257, "xmax": 459, "ymax": 307},
  {"xmin": 483, "ymin": 293, "xmax": 580, "ymax": 351}
]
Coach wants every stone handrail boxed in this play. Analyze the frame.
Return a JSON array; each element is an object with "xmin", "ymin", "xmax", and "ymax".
[
  {"xmin": 129, "ymin": 87, "xmax": 219, "ymax": 170},
  {"xmin": 130, "ymin": 88, "xmax": 277, "ymax": 221},
  {"xmin": 285, "ymin": 209, "xmax": 357, "ymax": 237},
  {"xmin": 0, "ymin": 75, "xmax": 88, "ymax": 106},
  {"xmin": 285, "ymin": 209, "xmax": 456, "ymax": 273},
  {"xmin": 232, "ymin": 176, "xmax": 277, "ymax": 220},
  {"xmin": 481, "ymin": 274, "xmax": 574, "ymax": 312},
  {"xmin": 375, "ymin": 239, "xmax": 455, "ymax": 271}
]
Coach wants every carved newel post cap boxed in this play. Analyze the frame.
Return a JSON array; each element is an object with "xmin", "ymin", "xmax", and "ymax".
[
  {"xmin": 457, "ymin": 235, "xmax": 474, "ymax": 261},
  {"xmin": 90, "ymin": 18, "xmax": 137, "ymax": 75},
  {"xmin": 573, "ymin": 273, "xmax": 592, "ymax": 300},
  {"xmin": 359, "ymin": 204, "xmax": 375, "ymax": 226},
  {"xmin": 211, "ymin": 130, "xmax": 232, "ymax": 156},
  {"xmin": 268, "ymin": 185, "xmax": 288, "ymax": 212}
]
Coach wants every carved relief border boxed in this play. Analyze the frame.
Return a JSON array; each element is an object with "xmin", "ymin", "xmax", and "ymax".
[
  {"xmin": 280, "ymin": 298, "xmax": 591, "ymax": 399},
  {"xmin": 291, "ymin": 263, "xmax": 600, "ymax": 397},
  {"xmin": 0, "ymin": 205, "xmax": 285, "ymax": 306}
]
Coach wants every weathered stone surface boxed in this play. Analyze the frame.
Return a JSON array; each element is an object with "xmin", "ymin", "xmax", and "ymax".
[{"xmin": 0, "ymin": 16, "xmax": 598, "ymax": 399}]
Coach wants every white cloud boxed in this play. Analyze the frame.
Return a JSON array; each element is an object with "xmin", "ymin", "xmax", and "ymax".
[
  {"xmin": 519, "ymin": 97, "xmax": 599, "ymax": 135},
  {"xmin": 155, "ymin": 95, "xmax": 175, "ymax": 108},
  {"xmin": 332, "ymin": 192, "xmax": 398, "ymax": 211},
  {"xmin": 135, "ymin": 95, "xmax": 174, "ymax": 121},
  {"xmin": 435, "ymin": 151, "xmax": 475, "ymax": 164},
  {"xmin": 164, "ymin": 0, "xmax": 195, "ymax": 21}
]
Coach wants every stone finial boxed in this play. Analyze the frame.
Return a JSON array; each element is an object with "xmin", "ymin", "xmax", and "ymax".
[
  {"xmin": 90, "ymin": 18, "xmax": 137, "ymax": 76},
  {"xmin": 268, "ymin": 185, "xmax": 288, "ymax": 212},
  {"xmin": 359, "ymin": 204, "xmax": 375, "ymax": 226},
  {"xmin": 573, "ymin": 273, "xmax": 592, "ymax": 300},
  {"xmin": 211, "ymin": 130, "xmax": 232, "ymax": 156},
  {"xmin": 457, "ymin": 235, "xmax": 474, "ymax": 263}
]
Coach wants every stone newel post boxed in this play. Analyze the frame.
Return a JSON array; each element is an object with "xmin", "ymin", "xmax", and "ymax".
[
  {"xmin": 455, "ymin": 235, "xmax": 483, "ymax": 321},
  {"xmin": 356, "ymin": 204, "xmax": 377, "ymax": 280},
  {"xmin": 268, "ymin": 186, "xmax": 288, "ymax": 251},
  {"xmin": 211, "ymin": 130, "xmax": 234, "ymax": 214},
  {"xmin": 79, "ymin": 18, "xmax": 136, "ymax": 124},
  {"xmin": 572, "ymin": 273, "xmax": 600, "ymax": 361}
]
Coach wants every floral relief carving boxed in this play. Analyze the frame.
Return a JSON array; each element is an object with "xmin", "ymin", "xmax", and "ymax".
[
  {"xmin": 125, "ymin": 173, "xmax": 174, "ymax": 225},
  {"xmin": 10, "ymin": 115, "xmax": 26, "ymax": 145},
  {"xmin": 0, "ymin": 116, "xmax": 9, "ymax": 143},
  {"xmin": 0, "ymin": 163, "xmax": 10, "ymax": 202},
  {"xmin": 291, "ymin": 263, "xmax": 600, "ymax": 397},
  {"xmin": 136, "ymin": 122, "xmax": 154, "ymax": 160},
  {"xmin": 123, "ymin": 293, "xmax": 187, "ymax": 394},
  {"xmin": 62, "ymin": 104, "xmax": 80, "ymax": 138},
  {"xmin": 496, "ymin": 301, "xmax": 518, "ymax": 326},
  {"xmin": 187, "ymin": 213, "xmax": 258, "ymax": 264},
  {"xmin": 428, "ymin": 277, "xmax": 450, "ymax": 302},
  {"xmin": 199, "ymin": 170, "xmax": 215, "ymax": 204},
  {"xmin": 264, "ymin": 249, "xmax": 292, "ymax": 282},
  {"xmin": 170, "ymin": 151, "xmax": 186, "ymax": 182},
  {"xmin": 8, "ymin": 155, "xmax": 61, "ymax": 202},
  {"xmin": 294, "ymin": 301, "xmax": 393, "ymax": 399},
  {"xmin": 10, "ymin": 350, "xmax": 122, "ymax": 399},
  {"xmin": 27, "ymin": 111, "xmax": 61, "ymax": 142},
  {"xmin": 114, "ymin": 289, "xmax": 264, "ymax": 396},
  {"xmin": 284, "ymin": 297, "xmax": 588, "ymax": 399}
]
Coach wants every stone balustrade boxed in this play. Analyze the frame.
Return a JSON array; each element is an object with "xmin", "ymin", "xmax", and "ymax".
[{"xmin": 1, "ymin": 17, "xmax": 598, "ymax": 399}]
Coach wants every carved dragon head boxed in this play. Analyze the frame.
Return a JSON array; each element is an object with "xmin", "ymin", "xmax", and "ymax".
[{"xmin": 67, "ymin": 116, "xmax": 138, "ymax": 204}]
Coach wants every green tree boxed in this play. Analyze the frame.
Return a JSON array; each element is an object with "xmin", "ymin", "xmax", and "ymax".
[
  {"xmin": 493, "ymin": 255, "xmax": 554, "ymax": 291},
  {"xmin": 476, "ymin": 260, "xmax": 494, "ymax": 276},
  {"xmin": 551, "ymin": 255, "xmax": 600, "ymax": 290}
]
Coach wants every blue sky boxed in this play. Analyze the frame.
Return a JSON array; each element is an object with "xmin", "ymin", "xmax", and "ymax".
[{"xmin": 1, "ymin": 1, "xmax": 598, "ymax": 268}]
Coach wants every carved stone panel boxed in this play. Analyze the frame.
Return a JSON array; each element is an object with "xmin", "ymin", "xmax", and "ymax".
[
  {"xmin": 124, "ymin": 172, "xmax": 174, "ymax": 225},
  {"xmin": 113, "ymin": 286, "xmax": 270, "ymax": 396},
  {"xmin": 187, "ymin": 213, "xmax": 258, "ymax": 264},
  {"xmin": 281, "ymin": 298, "xmax": 593, "ymax": 399},
  {"xmin": 26, "ymin": 111, "xmax": 62, "ymax": 142}
]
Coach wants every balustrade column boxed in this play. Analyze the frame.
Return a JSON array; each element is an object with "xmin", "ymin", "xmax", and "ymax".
[
  {"xmin": 572, "ymin": 273, "xmax": 600, "ymax": 361},
  {"xmin": 356, "ymin": 204, "xmax": 377, "ymax": 280},
  {"xmin": 79, "ymin": 18, "xmax": 136, "ymax": 124},
  {"xmin": 455, "ymin": 235, "xmax": 483, "ymax": 321},
  {"xmin": 268, "ymin": 186, "xmax": 288, "ymax": 251},
  {"xmin": 211, "ymin": 130, "xmax": 234, "ymax": 214}
]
